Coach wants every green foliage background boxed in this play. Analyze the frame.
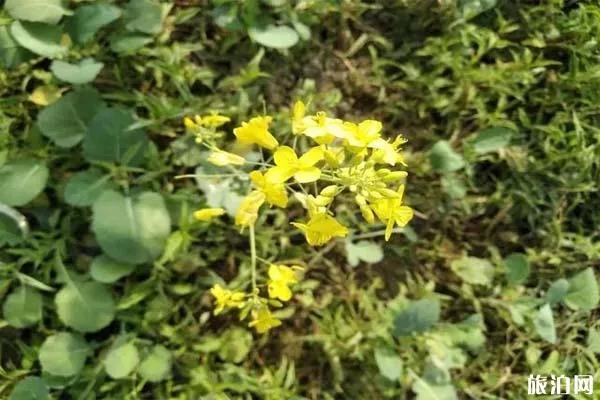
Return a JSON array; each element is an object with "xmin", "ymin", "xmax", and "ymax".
[{"xmin": 1, "ymin": 0, "xmax": 600, "ymax": 399}]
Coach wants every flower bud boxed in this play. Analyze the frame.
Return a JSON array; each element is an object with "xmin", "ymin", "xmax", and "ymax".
[
  {"xmin": 354, "ymin": 194, "xmax": 367, "ymax": 206},
  {"xmin": 377, "ymin": 187, "xmax": 401, "ymax": 198},
  {"xmin": 314, "ymin": 195, "xmax": 333, "ymax": 207},
  {"xmin": 360, "ymin": 205, "xmax": 375, "ymax": 224},
  {"xmin": 383, "ymin": 171, "xmax": 408, "ymax": 182},
  {"xmin": 320, "ymin": 185, "xmax": 338, "ymax": 198}
]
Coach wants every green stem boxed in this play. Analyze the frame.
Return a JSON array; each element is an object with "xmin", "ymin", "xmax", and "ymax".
[{"xmin": 249, "ymin": 225, "xmax": 257, "ymax": 293}]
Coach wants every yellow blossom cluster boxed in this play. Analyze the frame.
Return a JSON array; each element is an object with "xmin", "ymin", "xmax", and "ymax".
[{"xmin": 184, "ymin": 101, "xmax": 413, "ymax": 333}]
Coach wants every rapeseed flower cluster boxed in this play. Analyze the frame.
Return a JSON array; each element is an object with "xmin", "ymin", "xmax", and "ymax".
[{"xmin": 184, "ymin": 102, "xmax": 413, "ymax": 333}]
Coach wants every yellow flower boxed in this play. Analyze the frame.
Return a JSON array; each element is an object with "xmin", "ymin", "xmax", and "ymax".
[
  {"xmin": 235, "ymin": 190, "xmax": 266, "ymax": 227},
  {"xmin": 292, "ymin": 213, "xmax": 349, "ymax": 246},
  {"xmin": 200, "ymin": 114, "xmax": 230, "ymax": 128},
  {"xmin": 265, "ymin": 146, "xmax": 324, "ymax": 183},
  {"xmin": 183, "ymin": 117, "xmax": 198, "ymax": 131},
  {"xmin": 207, "ymin": 149, "xmax": 246, "ymax": 166},
  {"xmin": 194, "ymin": 207, "xmax": 226, "ymax": 221},
  {"xmin": 233, "ymin": 116, "xmax": 278, "ymax": 150},
  {"xmin": 370, "ymin": 135, "xmax": 408, "ymax": 166},
  {"xmin": 301, "ymin": 112, "xmax": 346, "ymax": 144},
  {"xmin": 267, "ymin": 264, "xmax": 300, "ymax": 301},
  {"xmin": 209, "ymin": 284, "xmax": 246, "ymax": 315},
  {"xmin": 249, "ymin": 170, "xmax": 288, "ymax": 208},
  {"xmin": 249, "ymin": 308, "xmax": 282, "ymax": 333},
  {"xmin": 342, "ymin": 120, "xmax": 383, "ymax": 149},
  {"xmin": 292, "ymin": 101, "xmax": 306, "ymax": 135},
  {"xmin": 371, "ymin": 185, "xmax": 414, "ymax": 241}
]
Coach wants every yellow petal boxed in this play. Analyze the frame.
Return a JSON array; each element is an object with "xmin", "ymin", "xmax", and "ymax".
[
  {"xmin": 299, "ymin": 146, "xmax": 324, "ymax": 166},
  {"xmin": 265, "ymin": 166, "xmax": 295, "ymax": 183},
  {"xmin": 194, "ymin": 207, "xmax": 226, "ymax": 221},
  {"xmin": 358, "ymin": 120, "xmax": 383, "ymax": 137},
  {"xmin": 394, "ymin": 206, "xmax": 414, "ymax": 226},
  {"xmin": 385, "ymin": 218, "xmax": 395, "ymax": 241},
  {"xmin": 274, "ymin": 146, "xmax": 298, "ymax": 167},
  {"xmin": 294, "ymin": 167, "xmax": 321, "ymax": 183},
  {"xmin": 268, "ymin": 281, "xmax": 292, "ymax": 301}
]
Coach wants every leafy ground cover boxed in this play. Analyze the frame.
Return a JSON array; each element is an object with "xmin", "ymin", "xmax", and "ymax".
[{"xmin": 1, "ymin": 0, "xmax": 600, "ymax": 399}]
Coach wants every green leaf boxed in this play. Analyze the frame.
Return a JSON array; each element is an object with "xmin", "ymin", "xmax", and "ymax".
[
  {"xmin": 458, "ymin": 0, "xmax": 498, "ymax": 20},
  {"xmin": 92, "ymin": 191, "xmax": 171, "ymax": 264},
  {"xmin": 450, "ymin": 256, "xmax": 494, "ymax": 286},
  {"xmin": 564, "ymin": 268, "xmax": 599, "ymax": 311},
  {"xmin": 345, "ymin": 240, "xmax": 384, "ymax": 267},
  {"xmin": 104, "ymin": 342, "xmax": 139, "ymax": 379},
  {"xmin": 122, "ymin": 0, "xmax": 163, "ymax": 34},
  {"xmin": 393, "ymin": 298, "xmax": 440, "ymax": 337},
  {"xmin": 10, "ymin": 21, "xmax": 68, "ymax": 58},
  {"xmin": 374, "ymin": 346, "xmax": 403, "ymax": 381},
  {"xmin": 8, "ymin": 377, "xmax": 49, "ymax": 400},
  {"xmin": 2, "ymin": 286, "xmax": 43, "ymax": 328},
  {"xmin": 587, "ymin": 329, "xmax": 600, "ymax": 353},
  {"xmin": 55, "ymin": 281, "xmax": 116, "ymax": 332},
  {"xmin": 0, "ymin": 26, "xmax": 33, "ymax": 69},
  {"xmin": 65, "ymin": 3, "xmax": 122, "ymax": 44},
  {"xmin": 0, "ymin": 204, "xmax": 28, "ymax": 245},
  {"xmin": 5, "ymin": 0, "xmax": 72, "ymax": 24},
  {"xmin": 218, "ymin": 328, "xmax": 253, "ymax": 363},
  {"xmin": 83, "ymin": 107, "xmax": 148, "ymax": 166},
  {"xmin": 292, "ymin": 20, "xmax": 311, "ymax": 41},
  {"xmin": 110, "ymin": 34, "xmax": 153, "ymax": 54},
  {"xmin": 39, "ymin": 333, "xmax": 90, "ymax": 377},
  {"xmin": 534, "ymin": 304, "xmax": 556, "ymax": 344},
  {"xmin": 470, "ymin": 126, "xmax": 513, "ymax": 154},
  {"xmin": 90, "ymin": 254, "xmax": 136, "ymax": 283},
  {"xmin": 37, "ymin": 87, "xmax": 104, "ymax": 148},
  {"xmin": 504, "ymin": 253, "xmax": 530, "ymax": 285},
  {"xmin": 138, "ymin": 345, "xmax": 172, "ymax": 382},
  {"xmin": 0, "ymin": 159, "xmax": 49, "ymax": 206},
  {"xmin": 428, "ymin": 141, "xmax": 466, "ymax": 173},
  {"xmin": 413, "ymin": 375, "xmax": 458, "ymax": 400},
  {"xmin": 64, "ymin": 169, "xmax": 115, "ymax": 207},
  {"xmin": 248, "ymin": 25, "xmax": 299, "ymax": 49},
  {"xmin": 440, "ymin": 174, "xmax": 466, "ymax": 199},
  {"xmin": 546, "ymin": 278, "xmax": 569, "ymax": 305},
  {"xmin": 50, "ymin": 58, "xmax": 104, "ymax": 84}
]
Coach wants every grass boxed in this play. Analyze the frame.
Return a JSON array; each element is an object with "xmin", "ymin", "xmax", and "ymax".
[{"xmin": 1, "ymin": 0, "xmax": 600, "ymax": 399}]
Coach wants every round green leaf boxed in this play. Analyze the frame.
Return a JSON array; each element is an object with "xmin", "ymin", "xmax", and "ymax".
[
  {"xmin": 345, "ymin": 240, "xmax": 384, "ymax": 267},
  {"xmin": 0, "ymin": 159, "xmax": 49, "ymax": 206},
  {"xmin": 546, "ymin": 278, "xmax": 569, "ymax": 305},
  {"xmin": 534, "ymin": 304, "xmax": 556, "ymax": 344},
  {"xmin": 470, "ymin": 126, "xmax": 513, "ymax": 154},
  {"xmin": 248, "ymin": 25, "xmax": 299, "ymax": 49},
  {"xmin": 39, "ymin": 333, "xmax": 90, "ymax": 377},
  {"xmin": 451, "ymin": 256, "xmax": 494, "ymax": 286},
  {"xmin": 428, "ymin": 140, "xmax": 466, "ymax": 173},
  {"xmin": 504, "ymin": 252, "xmax": 530, "ymax": 285},
  {"xmin": 10, "ymin": 21, "xmax": 68, "ymax": 58},
  {"xmin": 65, "ymin": 3, "xmax": 122, "ymax": 44},
  {"xmin": 2, "ymin": 286, "xmax": 43, "ymax": 328},
  {"xmin": 374, "ymin": 346, "xmax": 403, "ymax": 381},
  {"xmin": 50, "ymin": 58, "xmax": 104, "ymax": 84},
  {"xmin": 393, "ymin": 298, "xmax": 440, "ymax": 337},
  {"xmin": 0, "ymin": 26, "xmax": 34, "ymax": 69},
  {"xmin": 37, "ymin": 87, "xmax": 104, "ymax": 148},
  {"xmin": 82, "ymin": 107, "xmax": 148, "ymax": 166},
  {"xmin": 8, "ymin": 377, "xmax": 49, "ymax": 400},
  {"xmin": 92, "ymin": 190, "xmax": 171, "ymax": 264},
  {"xmin": 90, "ymin": 254, "xmax": 136, "ymax": 283},
  {"xmin": 564, "ymin": 268, "xmax": 599, "ymax": 311},
  {"xmin": 122, "ymin": 0, "xmax": 163, "ymax": 34},
  {"xmin": 138, "ymin": 345, "xmax": 172, "ymax": 382},
  {"xmin": 5, "ymin": 0, "xmax": 72, "ymax": 25},
  {"xmin": 110, "ymin": 34, "xmax": 153, "ymax": 54},
  {"xmin": 55, "ymin": 281, "xmax": 116, "ymax": 332},
  {"xmin": 218, "ymin": 328, "xmax": 253, "ymax": 363},
  {"xmin": 64, "ymin": 169, "xmax": 115, "ymax": 207},
  {"xmin": 104, "ymin": 342, "xmax": 139, "ymax": 379}
]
